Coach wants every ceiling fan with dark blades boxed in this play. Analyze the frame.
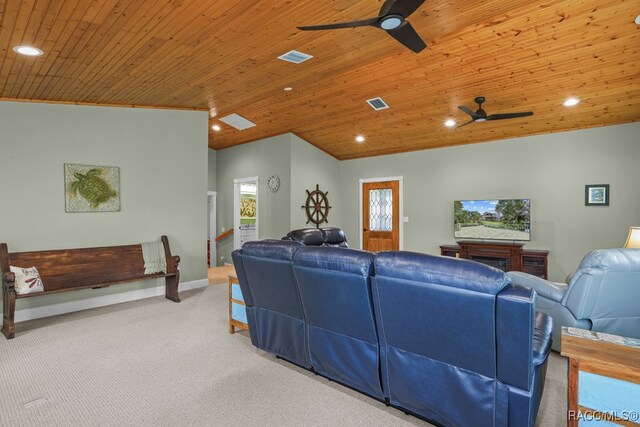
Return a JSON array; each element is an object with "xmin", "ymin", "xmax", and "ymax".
[
  {"xmin": 457, "ymin": 96, "xmax": 533, "ymax": 128},
  {"xmin": 297, "ymin": 0, "xmax": 427, "ymax": 53}
]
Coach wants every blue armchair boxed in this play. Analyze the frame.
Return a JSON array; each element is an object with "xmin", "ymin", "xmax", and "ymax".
[{"xmin": 507, "ymin": 248, "xmax": 640, "ymax": 351}]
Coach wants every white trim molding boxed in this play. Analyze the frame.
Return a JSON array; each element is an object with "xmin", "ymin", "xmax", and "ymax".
[
  {"xmin": 1, "ymin": 278, "xmax": 209, "ymax": 324},
  {"xmin": 359, "ymin": 176, "xmax": 404, "ymax": 250}
]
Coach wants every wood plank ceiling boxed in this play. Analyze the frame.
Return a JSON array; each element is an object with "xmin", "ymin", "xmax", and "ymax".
[{"xmin": 1, "ymin": 0, "xmax": 639, "ymax": 159}]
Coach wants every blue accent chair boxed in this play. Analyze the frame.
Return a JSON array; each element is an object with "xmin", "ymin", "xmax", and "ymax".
[
  {"xmin": 293, "ymin": 246, "xmax": 383, "ymax": 399},
  {"xmin": 507, "ymin": 248, "xmax": 640, "ymax": 351},
  {"xmin": 231, "ymin": 240, "xmax": 310, "ymax": 368},
  {"xmin": 373, "ymin": 251, "xmax": 552, "ymax": 427}
]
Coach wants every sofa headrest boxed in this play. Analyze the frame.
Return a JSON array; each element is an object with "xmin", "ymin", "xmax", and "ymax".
[
  {"xmin": 242, "ymin": 239, "xmax": 303, "ymax": 260},
  {"xmin": 375, "ymin": 251, "xmax": 510, "ymax": 295},
  {"xmin": 578, "ymin": 248, "xmax": 640, "ymax": 272},
  {"xmin": 286, "ymin": 228, "xmax": 325, "ymax": 246},
  {"xmin": 294, "ymin": 246, "xmax": 374, "ymax": 277},
  {"xmin": 321, "ymin": 227, "xmax": 347, "ymax": 245}
]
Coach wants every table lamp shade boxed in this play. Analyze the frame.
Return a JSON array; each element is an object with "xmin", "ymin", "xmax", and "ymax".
[{"xmin": 624, "ymin": 227, "xmax": 640, "ymax": 248}]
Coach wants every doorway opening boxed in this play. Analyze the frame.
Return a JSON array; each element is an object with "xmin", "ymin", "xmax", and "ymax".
[
  {"xmin": 233, "ymin": 176, "xmax": 259, "ymax": 250},
  {"xmin": 359, "ymin": 177, "xmax": 403, "ymax": 251}
]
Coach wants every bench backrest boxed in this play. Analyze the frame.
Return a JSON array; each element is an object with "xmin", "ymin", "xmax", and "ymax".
[{"xmin": 1, "ymin": 237, "xmax": 176, "ymax": 295}]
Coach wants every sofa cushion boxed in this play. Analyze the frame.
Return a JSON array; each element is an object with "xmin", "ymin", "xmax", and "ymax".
[
  {"xmin": 238, "ymin": 239, "xmax": 309, "ymax": 368},
  {"xmin": 321, "ymin": 227, "xmax": 348, "ymax": 247},
  {"xmin": 375, "ymin": 251, "xmax": 510, "ymax": 295},
  {"xmin": 293, "ymin": 246, "xmax": 373, "ymax": 277},
  {"xmin": 286, "ymin": 229, "xmax": 324, "ymax": 246},
  {"xmin": 293, "ymin": 246, "xmax": 382, "ymax": 398},
  {"xmin": 243, "ymin": 239, "xmax": 302, "ymax": 260}
]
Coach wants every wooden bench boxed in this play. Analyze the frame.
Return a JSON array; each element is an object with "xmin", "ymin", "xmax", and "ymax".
[{"xmin": 1, "ymin": 235, "xmax": 180, "ymax": 339}]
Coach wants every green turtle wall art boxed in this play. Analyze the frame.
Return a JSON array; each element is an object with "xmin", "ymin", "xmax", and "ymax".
[{"xmin": 64, "ymin": 164, "xmax": 120, "ymax": 212}]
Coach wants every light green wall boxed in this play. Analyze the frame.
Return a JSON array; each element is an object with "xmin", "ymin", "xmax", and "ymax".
[
  {"xmin": 290, "ymin": 134, "xmax": 341, "ymax": 229},
  {"xmin": 213, "ymin": 133, "xmax": 341, "ymax": 264},
  {"xmin": 339, "ymin": 123, "xmax": 640, "ymax": 281},
  {"xmin": 0, "ymin": 101, "xmax": 208, "ymax": 309},
  {"xmin": 215, "ymin": 134, "xmax": 292, "ymax": 264}
]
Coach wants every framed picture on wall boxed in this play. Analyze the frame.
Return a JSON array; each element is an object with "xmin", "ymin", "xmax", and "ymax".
[
  {"xmin": 585, "ymin": 184, "xmax": 609, "ymax": 206},
  {"xmin": 65, "ymin": 163, "xmax": 121, "ymax": 212}
]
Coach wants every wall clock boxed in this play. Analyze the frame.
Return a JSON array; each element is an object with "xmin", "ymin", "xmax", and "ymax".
[
  {"xmin": 267, "ymin": 175, "xmax": 280, "ymax": 193},
  {"xmin": 301, "ymin": 184, "xmax": 331, "ymax": 228}
]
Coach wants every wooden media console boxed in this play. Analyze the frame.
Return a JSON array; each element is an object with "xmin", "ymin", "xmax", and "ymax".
[{"xmin": 440, "ymin": 241, "xmax": 548, "ymax": 279}]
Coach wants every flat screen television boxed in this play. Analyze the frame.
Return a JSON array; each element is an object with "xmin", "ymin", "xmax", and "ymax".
[{"xmin": 454, "ymin": 199, "xmax": 531, "ymax": 241}]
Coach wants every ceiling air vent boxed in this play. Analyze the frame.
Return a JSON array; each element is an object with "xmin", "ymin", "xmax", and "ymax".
[
  {"xmin": 219, "ymin": 113, "xmax": 256, "ymax": 131},
  {"xmin": 277, "ymin": 50, "xmax": 313, "ymax": 64},
  {"xmin": 367, "ymin": 97, "xmax": 390, "ymax": 111}
]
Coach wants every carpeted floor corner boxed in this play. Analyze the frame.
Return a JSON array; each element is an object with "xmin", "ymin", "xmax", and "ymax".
[{"xmin": 0, "ymin": 285, "xmax": 567, "ymax": 426}]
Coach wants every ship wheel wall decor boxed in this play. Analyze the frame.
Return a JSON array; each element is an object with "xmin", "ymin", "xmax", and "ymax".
[{"xmin": 302, "ymin": 184, "xmax": 332, "ymax": 228}]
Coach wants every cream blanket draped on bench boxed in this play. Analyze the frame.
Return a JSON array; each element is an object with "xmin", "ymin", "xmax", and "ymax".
[{"xmin": 141, "ymin": 241, "xmax": 167, "ymax": 274}]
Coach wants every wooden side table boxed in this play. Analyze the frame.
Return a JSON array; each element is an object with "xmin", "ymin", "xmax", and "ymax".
[
  {"xmin": 228, "ymin": 275, "xmax": 249, "ymax": 334},
  {"xmin": 561, "ymin": 327, "xmax": 640, "ymax": 426}
]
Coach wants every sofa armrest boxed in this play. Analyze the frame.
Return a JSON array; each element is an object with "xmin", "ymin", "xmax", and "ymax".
[
  {"xmin": 497, "ymin": 285, "xmax": 536, "ymax": 391},
  {"xmin": 506, "ymin": 271, "xmax": 568, "ymax": 303},
  {"xmin": 533, "ymin": 312, "xmax": 553, "ymax": 366}
]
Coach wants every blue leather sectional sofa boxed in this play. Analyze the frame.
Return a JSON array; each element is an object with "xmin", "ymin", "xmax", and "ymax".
[{"xmin": 232, "ymin": 240, "xmax": 553, "ymax": 427}]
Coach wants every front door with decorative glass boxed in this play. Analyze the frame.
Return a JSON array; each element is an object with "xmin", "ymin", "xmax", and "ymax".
[{"xmin": 362, "ymin": 180, "xmax": 399, "ymax": 251}]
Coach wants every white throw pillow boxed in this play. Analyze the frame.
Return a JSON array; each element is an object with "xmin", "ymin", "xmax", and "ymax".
[{"xmin": 9, "ymin": 266, "xmax": 45, "ymax": 295}]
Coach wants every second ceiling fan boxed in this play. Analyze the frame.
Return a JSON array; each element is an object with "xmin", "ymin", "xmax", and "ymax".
[
  {"xmin": 297, "ymin": 0, "xmax": 427, "ymax": 53},
  {"xmin": 457, "ymin": 97, "xmax": 534, "ymax": 128}
]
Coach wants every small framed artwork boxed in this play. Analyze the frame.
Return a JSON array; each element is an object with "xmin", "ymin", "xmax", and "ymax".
[
  {"xmin": 65, "ymin": 163, "xmax": 120, "ymax": 212},
  {"xmin": 585, "ymin": 184, "xmax": 609, "ymax": 206}
]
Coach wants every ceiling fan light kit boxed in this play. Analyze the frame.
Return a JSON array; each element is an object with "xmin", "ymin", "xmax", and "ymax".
[{"xmin": 380, "ymin": 15, "xmax": 404, "ymax": 30}]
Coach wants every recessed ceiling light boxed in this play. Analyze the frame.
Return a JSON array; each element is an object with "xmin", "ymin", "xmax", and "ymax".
[
  {"xmin": 284, "ymin": 87, "xmax": 293, "ymax": 92},
  {"xmin": 212, "ymin": 124, "xmax": 221, "ymax": 131},
  {"xmin": 13, "ymin": 46, "xmax": 43, "ymax": 56},
  {"xmin": 563, "ymin": 97, "xmax": 580, "ymax": 107},
  {"xmin": 444, "ymin": 119, "xmax": 456, "ymax": 128},
  {"xmin": 355, "ymin": 135, "xmax": 365, "ymax": 143},
  {"xmin": 635, "ymin": 15, "xmax": 640, "ymax": 25}
]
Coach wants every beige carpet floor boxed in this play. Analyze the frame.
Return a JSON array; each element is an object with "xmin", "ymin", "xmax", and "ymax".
[{"xmin": 0, "ymin": 285, "xmax": 567, "ymax": 426}]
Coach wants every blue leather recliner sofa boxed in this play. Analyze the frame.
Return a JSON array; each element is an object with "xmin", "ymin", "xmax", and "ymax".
[
  {"xmin": 233, "ymin": 241, "xmax": 553, "ymax": 427},
  {"xmin": 507, "ymin": 248, "xmax": 640, "ymax": 351}
]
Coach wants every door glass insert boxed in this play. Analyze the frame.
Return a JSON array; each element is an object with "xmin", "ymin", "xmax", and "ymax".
[{"xmin": 369, "ymin": 189, "xmax": 393, "ymax": 231}]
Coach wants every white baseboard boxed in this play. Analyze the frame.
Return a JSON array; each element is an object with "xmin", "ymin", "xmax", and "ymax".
[{"xmin": 2, "ymin": 279, "xmax": 209, "ymax": 324}]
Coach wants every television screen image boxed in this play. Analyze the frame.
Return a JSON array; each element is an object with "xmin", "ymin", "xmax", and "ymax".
[{"xmin": 454, "ymin": 199, "xmax": 531, "ymax": 241}]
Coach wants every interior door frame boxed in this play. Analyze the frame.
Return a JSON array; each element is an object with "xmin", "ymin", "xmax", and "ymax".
[
  {"xmin": 359, "ymin": 176, "xmax": 404, "ymax": 250},
  {"xmin": 208, "ymin": 191, "xmax": 217, "ymax": 266},
  {"xmin": 233, "ymin": 176, "xmax": 259, "ymax": 250}
]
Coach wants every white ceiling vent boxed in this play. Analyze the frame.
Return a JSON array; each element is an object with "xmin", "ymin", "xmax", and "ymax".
[
  {"xmin": 219, "ymin": 113, "xmax": 256, "ymax": 131},
  {"xmin": 277, "ymin": 50, "xmax": 313, "ymax": 64},
  {"xmin": 367, "ymin": 97, "xmax": 390, "ymax": 111}
]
